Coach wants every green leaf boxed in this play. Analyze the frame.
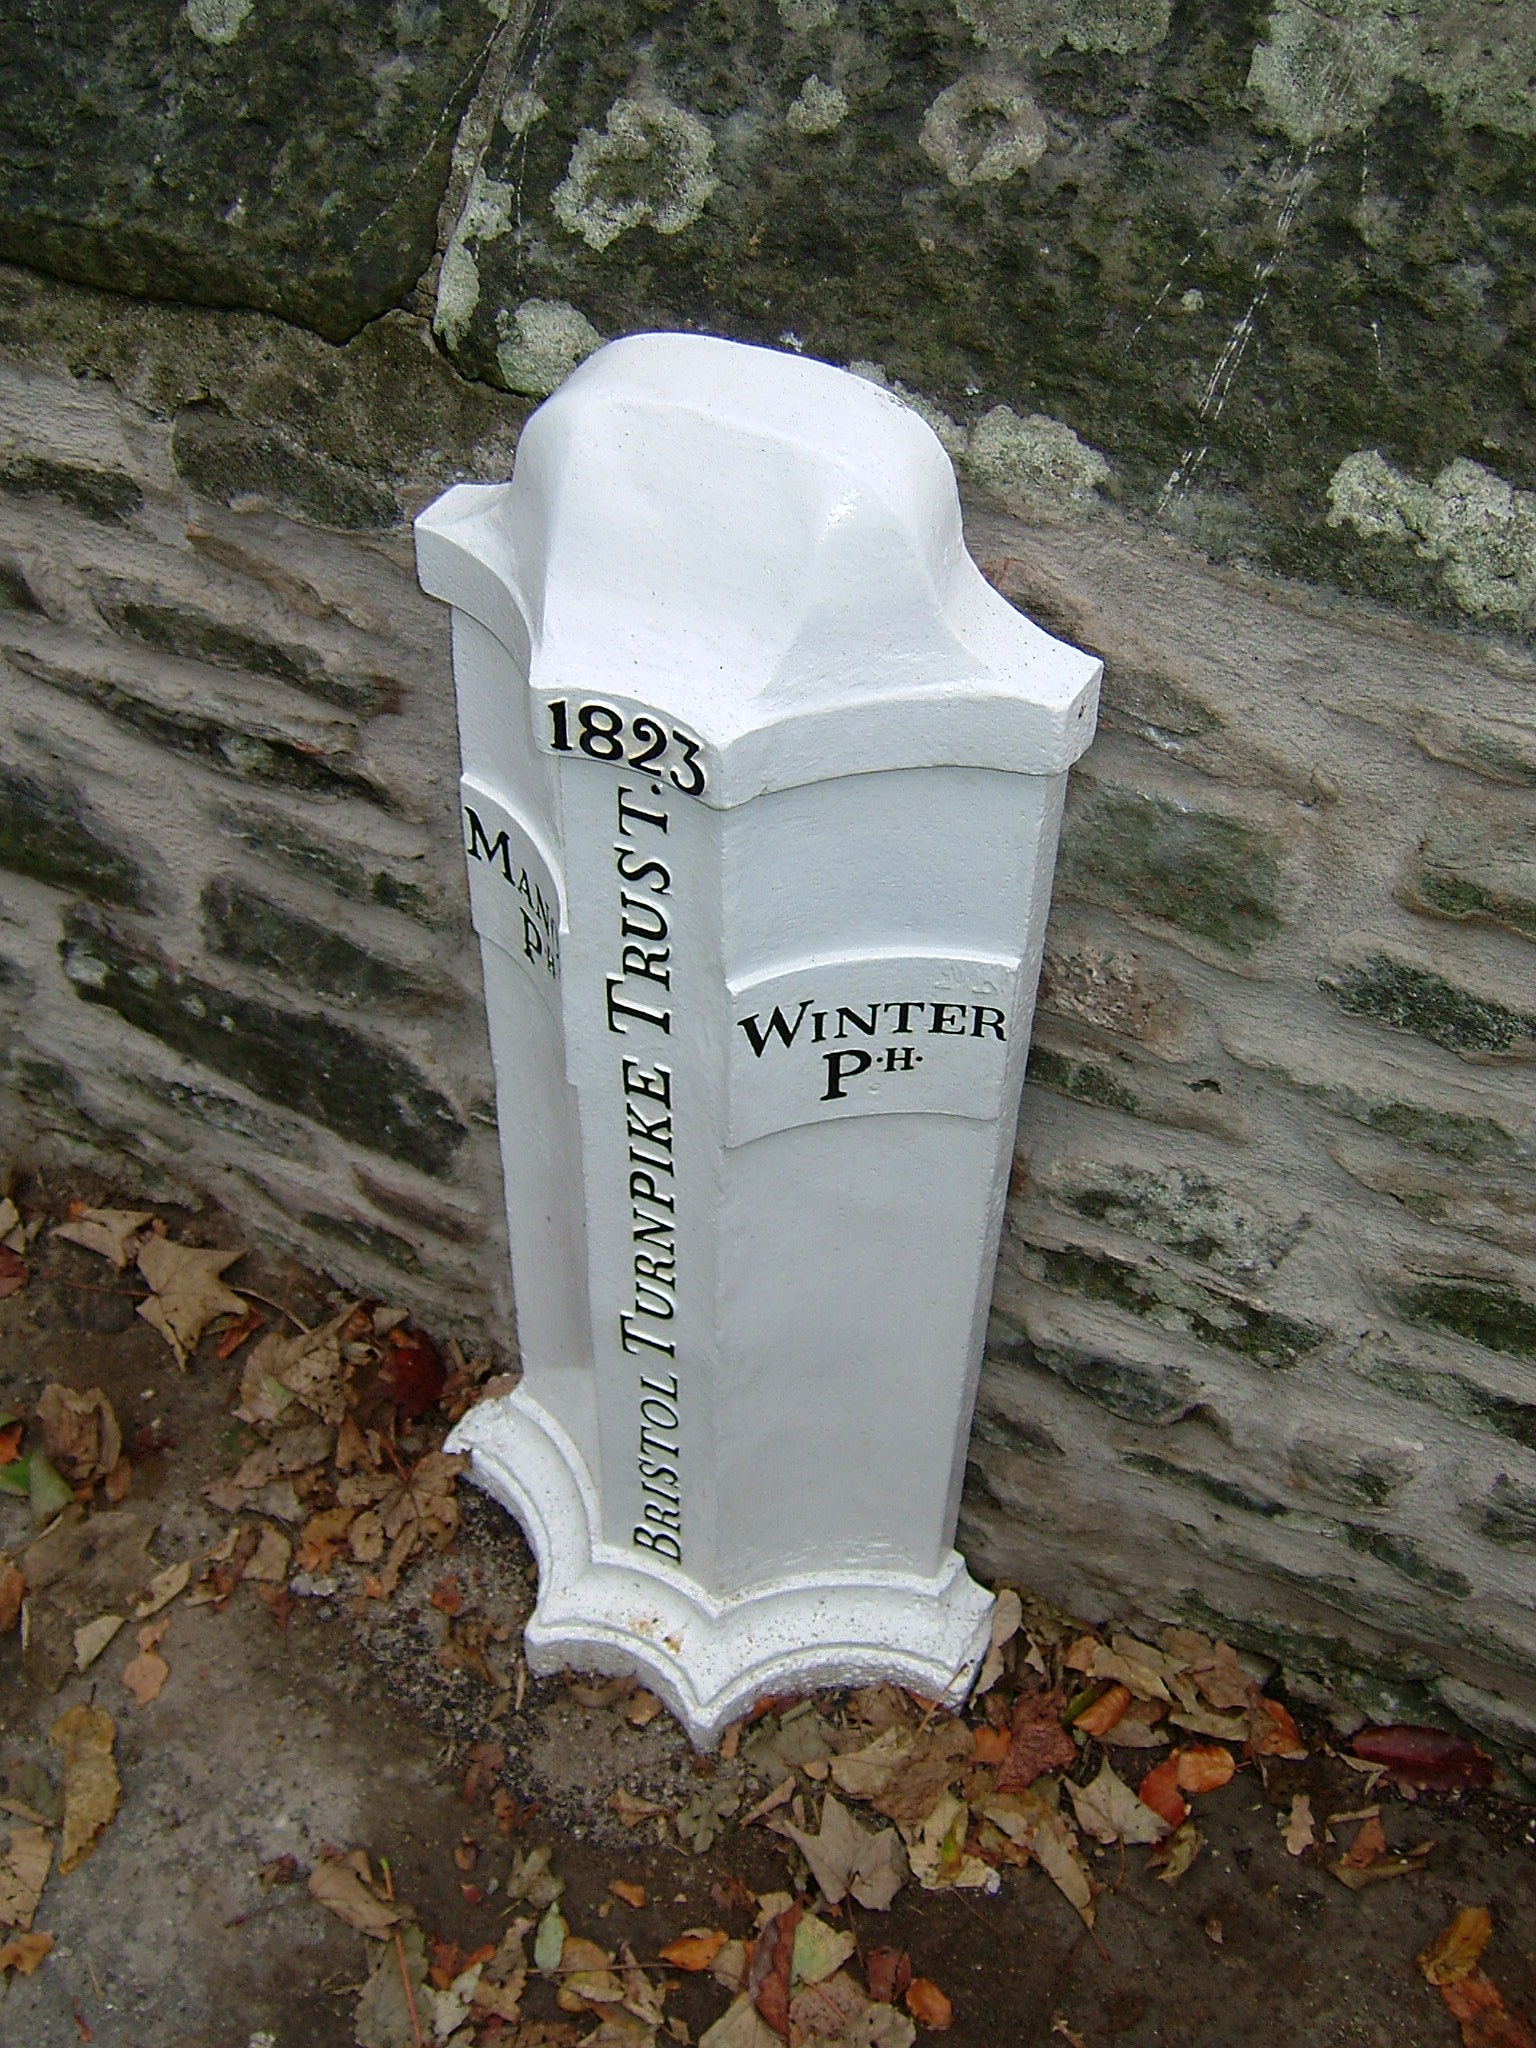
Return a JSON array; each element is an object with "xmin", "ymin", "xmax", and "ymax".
[
  {"xmin": 0, "ymin": 1454, "xmax": 30, "ymax": 1497},
  {"xmin": 30, "ymin": 1452, "xmax": 74, "ymax": 1523}
]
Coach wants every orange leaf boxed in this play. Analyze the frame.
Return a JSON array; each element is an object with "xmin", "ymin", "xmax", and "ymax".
[
  {"xmin": 1075, "ymin": 1683, "xmax": 1132, "ymax": 1739},
  {"xmin": 1250, "ymin": 1697, "xmax": 1307, "ymax": 1759},
  {"xmin": 0, "ymin": 1566, "xmax": 23, "ymax": 1636},
  {"xmin": 971, "ymin": 1725, "xmax": 1010, "ymax": 1764},
  {"xmin": 608, "ymin": 1879, "xmax": 646, "ymax": 1908},
  {"xmin": 906, "ymin": 1978, "xmax": 953, "ymax": 2030},
  {"xmin": 0, "ymin": 1420, "xmax": 22, "ymax": 1466},
  {"xmin": 660, "ymin": 1930, "xmax": 727, "ymax": 1972},
  {"xmin": 0, "ymin": 1930, "xmax": 53, "ymax": 1976},
  {"xmin": 215, "ymin": 1307, "xmax": 264, "ymax": 1360},
  {"xmin": 1138, "ymin": 1758, "xmax": 1189, "ymax": 1828},
  {"xmin": 430, "ymin": 1574, "xmax": 463, "ymax": 1616},
  {"xmin": 1420, "ymin": 1909, "xmax": 1495, "ymax": 1988},
  {"xmin": 1174, "ymin": 1744, "xmax": 1236, "ymax": 1794},
  {"xmin": 1339, "ymin": 1815, "xmax": 1387, "ymax": 1871}
]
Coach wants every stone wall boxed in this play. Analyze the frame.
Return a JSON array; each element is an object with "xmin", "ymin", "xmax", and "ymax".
[{"xmin": 1, "ymin": 0, "xmax": 1534, "ymax": 1761}]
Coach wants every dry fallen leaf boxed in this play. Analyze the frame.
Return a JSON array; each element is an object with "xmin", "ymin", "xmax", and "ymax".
[
  {"xmin": 976, "ymin": 1587, "xmax": 1023, "ymax": 1694},
  {"xmin": 121, "ymin": 1618, "xmax": 170, "ymax": 1706},
  {"xmin": 828, "ymin": 1725, "xmax": 913, "ymax": 1802},
  {"xmin": 1328, "ymin": 1814, "xmax": 1433, "ymax": 1890},
  {"xmin": 73, "ymin": 1614, "xmax": 124, "ymax": 1672},
  {"xmin": 36, "ymin": 1386, "xmax": 122, "ymax": 1487},
  {"xmin": 1074, "ymin": 1683, "xmax": 1132, "ymax": 1740},
  {"xmin": 1282, "ymin": 1793, "xmax": 1315, "ymax": 1857},
  {"xmin": 609, "ymin": 1789, "xmax": 667, "ymax": 1827},
  {"xmin": 135, "ymin": 1237, "xmax": 247, "ymax": 1368},
  {"xmin": 907, "ymin": 1978, "xmax": 953, "ymax": 2030},
  {"xmin": 1420, "ymin": 1908, "xmax": 1495, "ymax": 1988},
  {"xmin": 1067, "ymin": 1760, "xmax": 1169, "ymax": 1846},
  {"xmin": 903, "ymin": 1791, "xmax": 995, "ymax": 1893},
  {"xmin": 0, "ymin": 1929, "xmax": 53, "ymax": 1976},
  {"xmin": 0, "ymin": 1825, "xmax": 52, "ymax": 1931},
  {"xmin": 1249, "ymin": 1696, "xmax": 1307, "ymax": 1760},
  {"xmin": 244, "ymin": 1525, "xmax": 292, "ymax": 1585},
  {"xmin": 0, "ymin": 1567, "xmax": 23, "ymax": 1636},
  {"xmin": 54, "ymin": 1208, "xmax": 154, "ymax": 1268},
  {"xmin": 1173, "ymin": 1744, "xmax": 1236, "ymax": 1795},
  {"xmin": 1439, "ymin": 1971, "xmax": 1536, "ymax": 2048},
  {"xmin": 1137, "ymin": 1757, "xmax": 1188, "ymax": 1829},
  {"xmin": 1150, "ymin": 1819, "xmax": 1202, "ymax": 1885},
  {"xmin": 133, "ymin": 1559, "xmax": 191, "ymax": 1619},
  {"xmin": 49, "ymin": 1705, "xmax": 120, "ymax": 1872},
  {"xmin": 239, "ymin": 1304, "xmax": 356, "ymax": 1425},
  {"xmin": 977, "ymin": 1789, "xmax": 1094, "ymax": 1927},
  {"xmin": 995, "ymin": 1689, "xmax": 1077, "ymax": 1793},
  {"xmin": 308, "ymin": 1856, "xmax": 402, "ymax": 1936},
  {"xmin": 607, "ymin": 1879, "xmax": 646, "ymax": 1910},
  {"xmin": 660, "ymin": 1930, "xmax": 727, "ymax": 1972},
  {"xmin": 778, "ymin": 1793, "xmax": 908, "ymax": 1910}
]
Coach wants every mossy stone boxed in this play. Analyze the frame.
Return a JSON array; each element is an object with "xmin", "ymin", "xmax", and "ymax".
[
  {"xmin": 1396, "ymin": 1273, "xmax": 1536, "ymax": 1362},
  {"xmin": 1025, "ymin": 1044, "xmax": 1139, "ymax": 1113},
  {"xmin": 0, "ymin": 454, "xmax": 142, "ymax": 524},
  {"xmin": 1479, "ymin": 1475, "xmax": 1536, "ymax": 1547},
  {"xmin": 201, "ymin": 878, "xmax": 446, "ymax": 1012},
  {"xmin": 0, "ymin": 761, "xmax": 147, "ymax": 907},
  {"xmin": 1022, "ymin": 1241, "xmax": 1324, "ymax": 1369},
  {"xmin": 987, "ymin": 1309, "xmax": 1200, "ymax": 1423},
  {"xmin": 214, "ymin": 804, "xmax": 436, "ymax": 928},
  {"xmin": 0, "ymin": 1, "xmax": 498, "ymax": 342},
  {"xmin": 1121, "ymin": 1450, "xmax": 1288, "ymax": 1519},
  {"xmin": 1344, "ymin": 1524, "xmax": 1473, "ymax": 1599},
  {"xmin": 59, "ymin": 905, "xmax": 464, "ymax": 1177},
  {"xmin": 1055, "ymin": 787, "xmax": 1285, "ymax": 957},
  {"xmin": 1322, "ymin": 955, "xmax": 1536, "ymax": 1056}
]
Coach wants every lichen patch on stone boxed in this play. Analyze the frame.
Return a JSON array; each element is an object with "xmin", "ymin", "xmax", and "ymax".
[
  {"xmin": 786, "ymin": 76, "xmax": 849, "ymax": 136},
  {"xmin": 1249, "ymin": 1, "xmax": 1536, "ymax": 147},
  {"xmin": 1328, "ymin": 449, "xmax": 1536, "ymax": 629},
  {"xmin": 184, "ymin": 0, "xmax": 254, "ymax": 46},
  {"xmin": 552, "ymin": 92, "xmax": 717, "ymax": 253},
  {"xmin": 495, "ymin": 299, "xmax": 602, "ymax": 397},
  {"xmin": 956, "ymin": 0, "xmax": 1172, "ymax": 57},
  {"xmin": 920, "ymin": 74, "xmax": 1048, "ymax": 186},
  {"xmin": 967, "ymin": 405, "xmax": 1111, "ymax": 505},
  {"xmin": 434, "ymin": 170, "xmax": 515, "ymax": 350}
]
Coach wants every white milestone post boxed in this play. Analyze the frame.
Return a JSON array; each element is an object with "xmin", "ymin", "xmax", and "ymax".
[{"xmin": 417, "ymin": 335, "xmax": 1100, "ymax": 1745}]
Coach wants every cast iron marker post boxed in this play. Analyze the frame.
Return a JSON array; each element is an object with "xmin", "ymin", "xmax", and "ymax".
[{"xmin": 416, "ymin": 335, "xmax": 1100, "ymax": 1744}]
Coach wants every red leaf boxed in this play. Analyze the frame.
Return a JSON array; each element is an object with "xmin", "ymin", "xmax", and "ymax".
[
  {"xmin": 430, "ymin": 1574, "xmax": 464, "ymax": 1616},
  {"xmin": 0, "ymin": 1246, "xmax": 26, "ymax": 1299},
  {"xmin": 867, "ymin": 1949, "xmax": 912, "ymax": 2006},
  {"xmin": 379, "ymin": 1328, "xmax": 445, "ymax": 1418},
  {"xmin": 748, "ymin": 1902, "xmax": 800, "ymax": 2041},
  {"xmin": 1352, "ymin": 1725, "xmax": 1494, "ymax": 1790},
  {"xmin": 0, "ymin": 1421, "xmax": 22, "ymax": 1466},
  {"xmin": 215, "ymin": 1306, "xmax": 264, "ymax": 1360},
  {"xmin": 1138, "ymin": 1757, "xmax": 1189, "ymax": 1828},
  {"xmin": 1441, "ymin": 1972, "xmax": 1536, "ymax": 2048},
  {"xmin": 461, "ymin": 1741, "xmax": 506, "ymax": 1809},
  {"xmin": 995, "ymin": 1688, "xmax": 1077, "ymax": 1791}
]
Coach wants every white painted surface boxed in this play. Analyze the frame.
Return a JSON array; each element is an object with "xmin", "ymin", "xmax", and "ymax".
[{"xmin": 417, "ymin": 334, "xmax": 1100, "ymax": 1742}]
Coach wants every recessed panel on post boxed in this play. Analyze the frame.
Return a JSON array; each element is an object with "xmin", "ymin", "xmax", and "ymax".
[{"xmin": 416, "ymin": 334, "xmax": 1100, "ymax": 1744}]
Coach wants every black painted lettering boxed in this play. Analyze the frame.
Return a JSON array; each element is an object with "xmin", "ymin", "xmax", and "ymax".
[
  {"xmin": 882, "ymin": 1000, "xmax": 922, "ymax": 1033},
  {"xmin": 929, "ymin": 1002, "xmax": 966, "ymax": 1035},
  {"xmin": 643, "ymin": 1500, "xmax": 681, "ymax": 1529},
  {"xmin": 622, "ymin": 1059, "xmax": 672, "ymax": 1106},
  {"xmin": 639, "ymin": 1427, "xmax": 680, "ymax": 1457},
  {"xmin": 639, "ymin": 1395, "xmax": 679, "ymax": 1431},
  {"xmin": 634, "ymin": 1284, "xmax": 675, "ymax": 1323},
  {"xmin": 631, "ymin": 1204, "xmax": 675, "ymax": 1247},
  {"xmin": 638, "ymin": 1373, "xmax": 679, "ymax": 1399},
  {"xmin": 615, "ymin": 847, "xmax": 671, "ymax": 891},
  {"xmin": 626, "ymin": 1100, "xmax": 672, "ymax": 1147},
  {"xmin": 638, "ymin": 1458, "xmax": 679, "ymax": 1487},
  {"xmin": 836, "ymin": 1003, "xmax": 879, "ymax": 1038},
  {"xmin": 737, "ymin": 1000, "xmax": 813, "ymax": 1058},
  {"xmin": 882, "ymin": 1045, "xmax": 919, "ymax": 1072},
  {"xmin": 620, "ymin": 1315, "xmax": 675, "ymax": 1358},
  {"xmin": 617, "ymin": 786, "xmax": 668, "ymax": 836},
  {"xmin": 606, "ymin": 976, "xmax": 672, "ymax": 1035},
  {"xmin": 620, "ymin": 942, "xmax": 671, "ymax": 987},
  {"xmin": 635, "ymin": 1253, "xmax": 675, "ymax": 1283},
  {"xmin": 628, "ymin": 1141, "xmax": 674, "ymax": 1178},
  {"xmin": 633, "ymin": 1526, "xmax": 681, "ymax": 1561},
  {"xmin": 628, "ymin": 1171, "xmax": 672, "ymax": 1207},
  {"xmin": 620, "ymin": 891, "xmax": 669, "ymax": 942},
  {"xmin": 464, "ymin": 806, "xmax": 513, "ymax": 881},
  {"xmin": 821, "ymin": 1048, "xmax": 874, "ymax": 1100},
  {"xmin": 972, "ymin": 1005, "xmax": 1008, "ymax": 1039}
]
